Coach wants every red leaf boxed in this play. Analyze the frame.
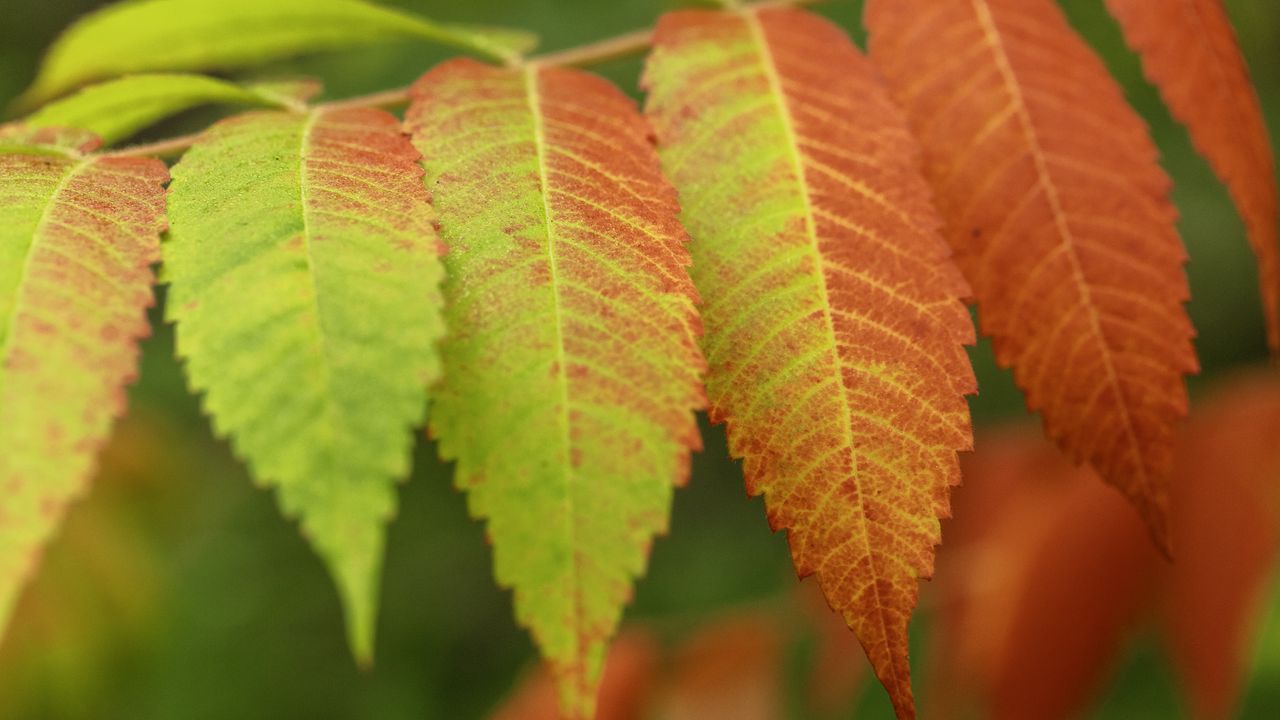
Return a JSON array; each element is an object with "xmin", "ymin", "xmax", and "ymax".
[
  {"xmin": 490, "ymin": 630, "xmax": 661, "ymax": 720},
  {"xmin": 1159, "ymin": 374, "xmax": 1280, "ymax": 719},
  {"xmin": 934, "ymin": 374, "xmax": 1280, "ymax": 718},
  {"xmin": 933, "ymin": 431, "xmax": 1158, "ymax": 720},
  {"xmin": 645, "ymin": 9, "xmax": 975, "ymax": 717},
  {"xmin": 652, "ymin": 613, "xmax": 786, "ymax": 720},
  {"xmin": 1105, "ymin": 0, "xmax": 1280, "ymax": 354},
  {"xmin": 866, "ymin": 0, "xmax": 1198, "ymax": 552}
]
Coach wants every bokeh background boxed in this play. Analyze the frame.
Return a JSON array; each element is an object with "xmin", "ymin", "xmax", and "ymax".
[{"xmin": 0, "ymin": 1, "xmax": 1277, "ymax": 718}]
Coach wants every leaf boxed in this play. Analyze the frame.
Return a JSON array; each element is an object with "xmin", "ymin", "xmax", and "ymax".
[
  {"xmin": 933, "ymin": 375, "xmax": 1280, "ymax": 719},
  {"xmin": 405, "ymin": 58, "xmax": 705, "ymax": 718},
  {"xmin": 1104, "ymin": 0, "xmax": 1280, "ymax": 354},
  {"xmin": 931, "ymin": 430, "xmax": 1160, "ymax": 720},
  {"xmin": 0, "ymin": 124, "xmax": 100, "ymax": 155},
  {"xmin": 1159, "ymin": 374, "xmax": 1280, "ymax": 719},
  {"xmin": 652, "ymin": 613, "xmax": 786, "ymax": 720},
  {"xmin": 24, "ymin": 74, "xmax": 311, "ymax": 146},
  {"xmin": 643, "ymin": 8, "xmax": 975, "ymax": 719},
  {"xmin": 865, "ymin": 0, "xmax": 1198, "ymax": 551},
  {"xmin": 797, "ymin": 581, "xmax": 870, "ymax": 718},
  {"xmin": 163, "ymin": 106, "xmax": 444, "ymax": 662},
  {"xmin": 490, "ymin": 630, "xmax": 661, "ymax": 720},
  {"xmin": 0, "ymin": 134, "xmax": 168, "ymax": 642},
  {"xmin": 14, "ymin": 0, "xmax": 538, "ymax": 110}
]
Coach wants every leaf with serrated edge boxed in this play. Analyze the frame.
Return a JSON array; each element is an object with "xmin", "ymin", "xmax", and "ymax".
[
  {"xmin": 164, "ymin": 106, "xmax": 444, "ymax": 662},
  {"xmin": 0, "ymin": 135, "xmax": 167, "ymax": 641},
  {"xmin": 405, "ymin": 59, "xmax": 705, "ymax": 719},
  {"xmin": 25, "ymin": 74, "xmax": 307, "ymax": 146},
  {"xmin": 865, "ymin": 0, "xmax": 1198, "ymax": 551},
  {"xmin": 1104, "ymin": 0, "xmax": 1280, "ymax": 354},
  {"xmin": 644, "ymin": 8, "xmax": 976, "ymax": 719},
  {"xmin": 14, "ymin": 0, "xmax": 538, "ymax": 110}
]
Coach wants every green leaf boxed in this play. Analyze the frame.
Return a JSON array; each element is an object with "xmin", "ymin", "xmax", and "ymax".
[
  {"xmin": 0, "ymin": 134, "xmax": 168, "ymax": 640},
  {"xmin": 405, "ymin": 59, "xmax": 705, "ymax": 719},
  {"xmin": 23, "ymin": 73, "xmax": 314, "ymax": 146},
  {"xmin": 164, "ymin": 106, "xmax": 445, "ymax": 662},
  {"xmin": 14, "ymin": 0, "xmax": 538, "ymax": 110}
]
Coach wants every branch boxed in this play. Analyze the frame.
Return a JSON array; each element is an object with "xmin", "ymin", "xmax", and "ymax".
[
  {"xmin": 527, "ymin": 27, "xmax": 655, "ymax": 68},
  {"xmin": 108, "ymin": 0, "xmax": 828, "ymax": 160}
]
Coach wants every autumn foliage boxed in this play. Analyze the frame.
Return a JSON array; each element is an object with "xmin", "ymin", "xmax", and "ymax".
[{"xmin": 0, "ymin": 0, "xmax": 1276, "ymax": 718}]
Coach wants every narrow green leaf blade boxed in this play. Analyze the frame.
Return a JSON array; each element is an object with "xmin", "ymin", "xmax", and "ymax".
[
  {"xmin": 15, "ymin": 0, "xmax": 538, "ymax": 109},
  {"xmin": 164, "ymin": 106, "xmax": 445, "ymax": 661},
  {"xmin": 24, "ymin": 73, "xmax": 308, "ymax": 146},
  {"xmin": 0, "ymin": 135, "xmax": 168, "ymax": 639},
  {"xmin": 405, "ymin": 60, "xmax": 705, "ymax": 718}
]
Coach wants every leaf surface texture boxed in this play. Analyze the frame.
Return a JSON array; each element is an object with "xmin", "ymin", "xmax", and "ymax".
[
  {"xmin": 164, "ymin": 106, "xmax": 444, "ymax": 661},
  {"xmin": 644, "ymin": 8, "xmax": 976, "ymax": 718},
  {"xmin": 405, "ymin": 59, "xmax": 704, "ymax": 718},
  {"xmin": 1105, "ymin": 0, "xmax": 1280, "ymax": 353},
  {"xmin": 0, "ymin": 135, "xmax": 167, "ymax": 638},
  {"xmin": 865, "ymin": 0, "xmax": 1198, "ymax": 549}
]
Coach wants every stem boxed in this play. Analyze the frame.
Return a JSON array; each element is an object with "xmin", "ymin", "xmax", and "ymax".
[
  {"xmin": 318, "ymin": 87, "xmax": 412, "ymax": 112},
  {"xmin": 526, "ymin": 27, "xmax": 655, "ymax": 68},
  {"xmin": 111, "ymin": 133, "xmax": 206, "ymax": 159},
  {"xmin": 108, "ymin": 0, "xmax": 828, "ymax": 159}
]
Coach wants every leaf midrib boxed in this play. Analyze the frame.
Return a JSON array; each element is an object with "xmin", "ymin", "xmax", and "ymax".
[
  {"xmin": 969, "ymin": 0, "xmax": 1147, "ymax": 484},
  {"xmin": 295, "ymin": 109, "xmax": 343, "ymax": 453},
  {"xmin": 0, "ymin": 157, "xmax": 89, "ymax": 398},
  {"xmin": 522, "ymin": 65, "xmax": 585, "ymax": 680},
  {"xmin": 742, "ymin": 7, "xmax": 900, "ymax": 681}
]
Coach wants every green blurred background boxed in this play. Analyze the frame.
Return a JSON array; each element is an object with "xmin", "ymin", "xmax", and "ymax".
[{"xmin": 0, "ymin": 1, "xmax": 1277, "ymax": 718}]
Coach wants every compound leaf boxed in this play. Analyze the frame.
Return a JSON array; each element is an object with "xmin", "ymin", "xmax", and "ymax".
[
  {"xmin": 644, "ymin": 8, "xmax": 976, "ymax": 719},
  {"xmin": 15, "ymin": 0, "xmax": 538, "ymax": 110},
  {"xmin": 25, "ymin": 73, "xmax": 315, "ymax": 146},
  {"xmin": 0, "ymin": 131, "xmax": 167, "ymax": 640},
  {"xmin": 405, "ymin": 59, "xmax": 705, "ymax": 719},
  {"xmin": 1104, "ymin": 0, "xmax": 1280, "ymax": 354},
  {"xmin": 865, "ymin": 0, "xmax": 1198, "ymax": 551},
  {"xmin": 164, "ymin": 106, "xmax": 444, "ymax": 662}
]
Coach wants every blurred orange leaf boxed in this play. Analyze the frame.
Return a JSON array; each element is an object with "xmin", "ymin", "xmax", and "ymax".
[
  {"xmin": 490, "ymin": 630, "xmax": 660, "ymax": 720},
  {"xmin": 652, "ymin": 612, "xmax": 785, "ymax": 720},
  {"xmin": 932, "ymin": 372, "xmax": 1280, "ymax": 719}
]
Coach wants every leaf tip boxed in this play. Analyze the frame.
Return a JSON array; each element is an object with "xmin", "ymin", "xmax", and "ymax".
[{"xmin": 332, "ymin": 553, "xmax": 380, "ymax": 670}]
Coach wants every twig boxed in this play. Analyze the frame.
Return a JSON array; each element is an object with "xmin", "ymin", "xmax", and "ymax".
[
  {"xmin": 317, "ymin": 86, "xmax": 412, "ymax": 112},
  {"xmin": 107, "ymin": 0, "xmax": 829, "ymax": 159},
  {"xmin": 526, "ymin": 27, "xmax": 655, "ymax": 68},
  {"xmin": 110, "ymin": 132, "xmax": 207, "ymax": 159}
]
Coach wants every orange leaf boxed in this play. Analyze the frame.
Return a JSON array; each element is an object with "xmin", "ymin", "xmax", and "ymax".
[
  {"xmin": 652, "ymin": 612, "xmax": 786, "ymax": 720},
  {"xmin": 490, "ymin": 630, "xmax": 660, "ymax": 720},
  {"xmin": 932, "ymin": 430, "xmax": 1160, "ymax": 720},
  {"xmin": 865, "ymin": 0, "xmax": 1198, "ymax": 552},
  {"xmin": 797, "ymin": 581, "xmax": 870, "ymax": 718},
  {"xmin": 1105, "ymin": 0, "xmax": 1280, "ymax": 354},
  {"xmin": 934, "ymin": 374, "xmax": 1280, "ymax": 719},
  {"xmin": 1159, "ymin": 374, "xmax": 1280, "ymax": 719},
  {"xmin": 645, "ymin": 9, "xmax": 976, "ymax": 718}
]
